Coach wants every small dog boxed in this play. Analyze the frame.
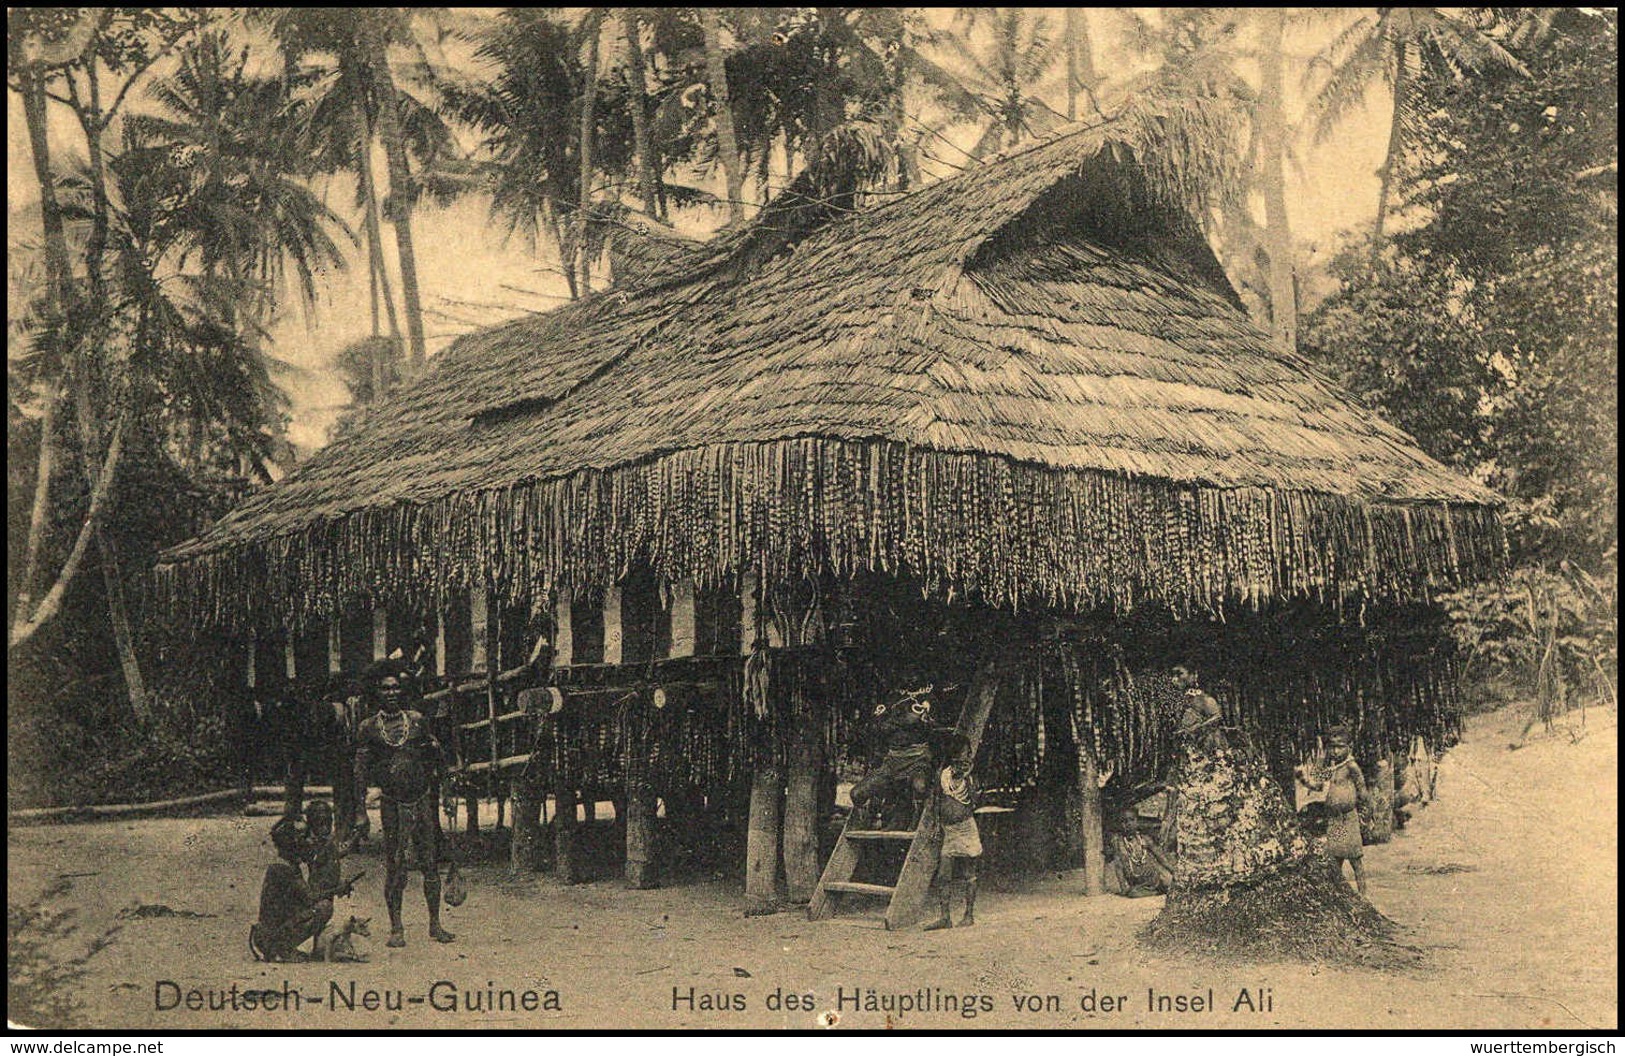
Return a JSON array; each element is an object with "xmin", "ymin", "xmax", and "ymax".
[{"xmin": 322, "ymin": 915, "xmax": 371, "ymax": 963}]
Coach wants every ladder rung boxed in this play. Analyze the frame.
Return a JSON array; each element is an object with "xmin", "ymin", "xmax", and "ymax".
[
  {"xmin": 822, "ymin": 881, "xmax": 895, "ymax": 896},
  {"xmin": 844, "ymin": 830, "xmax": 915, "ymax": 840},
  {"xmin": 464, "ymin": 752, "xmax": 533, "ymax": 773}
]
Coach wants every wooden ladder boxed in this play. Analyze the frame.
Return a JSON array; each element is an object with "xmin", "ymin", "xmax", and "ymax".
[{"xmin": 808, "ymin": 660, "xmax": 1001, "ymax": 930}]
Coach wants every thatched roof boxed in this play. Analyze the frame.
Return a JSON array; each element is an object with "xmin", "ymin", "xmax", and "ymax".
[{"xmin": 157, "ymin": 120, "xmax": 1503, "ymax": 632}]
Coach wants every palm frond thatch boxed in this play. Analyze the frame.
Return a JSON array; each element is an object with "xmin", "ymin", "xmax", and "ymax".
[{"xmin": 156, "ymin": 119, "xmax": 1503, "ymax": 631}]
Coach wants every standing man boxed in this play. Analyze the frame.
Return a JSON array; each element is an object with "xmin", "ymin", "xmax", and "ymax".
[{"xmin": 354, "ymin": 658, "xmax": 456, "ymax": 948}]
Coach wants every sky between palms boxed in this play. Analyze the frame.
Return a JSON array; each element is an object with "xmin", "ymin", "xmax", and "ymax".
[{"xmin": 7, "ymin": 9, "xmax": 1393, "ymax": 455}]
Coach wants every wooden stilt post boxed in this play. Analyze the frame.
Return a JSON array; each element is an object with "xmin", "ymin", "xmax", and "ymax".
[
  {"xmin": 554, "ymin": 785, "xmax": 579, "ymax": 884},
  {"xmin": 745, "ymin": 765, "xmax": 784, "ymax": 911},
  {"xmin": 464, "ymin": 592, "xmax": 489, "ymax": 836},
  {"xmin": 511, "ymin": 773, "xmax": 541, "ymax": 874},
  {"xmin": 552, "ymin": 708, "xmax": 579, "ymax": 884},
  {"xmin": 1366, "ymin": 713, "xmax": 1394, "ymax": 844},
  {"xmin": 625, "ymin": 781, "xmax": 657, "ymax": 889},
  {"xmin": 1077, "ymin": 729, "xmax": 1106, "ymax": 896},
  {"xmin": 783, "ymin": 693, "xmax": 823, "ymax": 904}
]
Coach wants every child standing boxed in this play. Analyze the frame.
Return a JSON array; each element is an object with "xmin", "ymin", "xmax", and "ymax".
[
  {"xmin": 924, "ymin": 733, "xmax": 982, "ymax": 930},
  {"xmin": 1296, "ymin": 726, "xmax": 1369, "ymax": 894}
]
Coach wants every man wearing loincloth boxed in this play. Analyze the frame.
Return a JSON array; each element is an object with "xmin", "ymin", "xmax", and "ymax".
[
  {"xmin": 851, "ymin": 685, "xmax": 943, "ymax": 829},
  {"xmin": 353, "ymin": 659, "xmax": 455, "ymax": 948}
]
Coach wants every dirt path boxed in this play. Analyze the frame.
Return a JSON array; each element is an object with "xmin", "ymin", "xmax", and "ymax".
[{"xmin": 9, "ymin": 703, "xmax": 1615, "ymax": 1031}]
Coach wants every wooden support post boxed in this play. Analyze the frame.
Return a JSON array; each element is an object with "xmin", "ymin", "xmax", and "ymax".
[
  {"xmin": 434, "ymin": 605, "xmax": 447, "ymax": 677},
  {"xmin": 470, "ymin": 591, "xmax": 488, "ymax": 671},
  {"xmin": 510, "ymin": 767, "xmax": 541, "ymax": 874},
  {"xmin": 744, "ymin": 765, "xmax": 784, "ymax": 910},
  {"xmin": 328, "ymin": 619, "xmax": 342, "ymax": 675},
  {"xmin": 669, "ymin": 580, "xmax": 696, "ymax": 658},
  {"xmin": 554, "ymin": 785, "xmax": 579, "ymax": 884},
  {"xmin": 783, "ymin": 727, "xmax": 822, "ymax": 904},
  {"xmin": 625, "ymin": 782, "xmax": 657, "ymax": 889},
  {"xmin": 372, "ymin": 607, "xmax": 388, "ymax": 660},
  {"xmin": 739, "ymin": 573, "xmax": 759, "ymax": 655},
  {"xmin": 247, "ymin": 630, "xmax": 257, "ymax": 690},
  {"xmin": 1077, "ymin": 732, "xmax": 1106, "ymax": 896},
  {"xmin": 553, "ymin": 591, "xmax": 573, "ymax": 667},
  {"xmin": 1368, "ymin": 755, "xmax": 1396, "ymax": 844},
  {"xmin": 284, "ymin": 637, "xmax": 297, "ymax": 682},
  {"xmin": 603, "ymin": 585, "xmax": 623, "ymax": 666}
]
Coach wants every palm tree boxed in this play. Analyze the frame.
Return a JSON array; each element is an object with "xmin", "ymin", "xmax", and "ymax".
[
  {"xmin": 699, "ymin": 7, "xmax": 745, "ymax": 222},
  {"xmin": 574, "ymin": 9, "xmax": 605, "ymax": 293},
  {"xmin": 1304, "ymin": 8, "xmax": 1528, "ymax": 249},
  {"xmin": 358, "ymin": 10, "xmax": 428, "ymax": 368},
  {"xmin": 1255, "ymin": 9, "xmax": 1297, "ymax": 352},
  {"xmin": 436, "ymin": 10, "xmax": 582, "ymax": 293},
  {"xmin": 265, "ymin": 9, "xmax": 454, "ymax": 369},
  {"xmin": 928, "ymin": 8, "xmax": 1068, "ymax": 159},
  {"xmin": 622, "ymin": 9, "xmax": 660, "ymax": 218}
]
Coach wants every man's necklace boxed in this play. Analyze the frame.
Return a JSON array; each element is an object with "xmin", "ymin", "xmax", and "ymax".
[{"xmin": 381, "ymin": 711, "xmax": 411, "ymax": 749}]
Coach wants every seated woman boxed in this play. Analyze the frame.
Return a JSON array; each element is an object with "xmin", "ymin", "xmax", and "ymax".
[
  {"xmin": 250, "ymin": 817, "xmax": 355, "ymax": 962},
  {"xmin": 1107, "ymin": 808, "xmax": 1174, "ymax": 897}
]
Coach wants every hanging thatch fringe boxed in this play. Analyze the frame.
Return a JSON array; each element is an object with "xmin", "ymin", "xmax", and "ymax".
[{"xmin": 154, "ymin": 439, "xmax": 1505, "ymax": 634}]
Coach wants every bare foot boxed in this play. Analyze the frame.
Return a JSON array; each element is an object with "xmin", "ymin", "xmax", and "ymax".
[
  {"xmin": 922, "ymin": 915, "xmax": 952, "ymax": 931},
  {"xmin": 387, "ymin": 929, "xmax": 406, "ymax": 948},
  {"xmin": 429, "ymin": 925, "xmax": 455, "ymax": 943}
]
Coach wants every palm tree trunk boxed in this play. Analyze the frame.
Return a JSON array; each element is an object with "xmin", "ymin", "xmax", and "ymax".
[
  {"xmin": 541, "ymin": 195, "xmax": 577, "ymax": 300},
  {"xmin": 1372, "ymin": 38, "xmax": 1409, "ymax": 252},
  {"xmin": 13, "ymin": 66, "xmax": 69, "ymax": 643},
  {"xmin": 353, "ymin": 103, "xmax": 401, "ymax": 397},
  {"xmin": 1257, "ymin": 8, "xmax": 1297, "ymax": 353},
  {"xmin": 575, "ymin": 9, "xmax": 603, "ymax": 295},
  {"xmin": 362, "ymin": 19, "xmax": 428, "ymax": 369},
  {"xmin": 621, "ymin": 9, "xmax": 659, "ymax": 217},
  {"xmin": 700, "ymin": 7, "xmax": 744, "ymax": 224},
  {"xmin": 9, "ymin": 416, "xmax": 127, "ymax": 649},
  {"xmin": 72, "ymin": 62, "xmax": 152, "ymax": 723}
]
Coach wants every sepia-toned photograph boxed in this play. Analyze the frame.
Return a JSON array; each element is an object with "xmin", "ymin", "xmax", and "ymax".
[{"xmin": 7, "ymin": 6, "xmax": 1616, "ymax": 1034}]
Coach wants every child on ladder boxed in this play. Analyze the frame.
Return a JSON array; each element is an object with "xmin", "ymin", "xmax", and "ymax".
[{"xmin": 924, "ymin": 733, "xmax": 981, "ymax": 930}]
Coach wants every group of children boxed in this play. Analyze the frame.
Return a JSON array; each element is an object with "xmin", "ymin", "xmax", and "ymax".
[{"xmin": 851, "ymin": 671, "xmax": 1389, "ymax": 929}]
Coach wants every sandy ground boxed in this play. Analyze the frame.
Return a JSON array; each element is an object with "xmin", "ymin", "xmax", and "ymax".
[{"xmin": 8, "ymin": 702, "xmax": 1616, "ymax": 1032}]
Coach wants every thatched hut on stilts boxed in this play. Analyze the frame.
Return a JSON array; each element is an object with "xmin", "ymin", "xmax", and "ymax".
[{"xmin": 156, "ymin": 120, "xmax": 1502, "ymax": 930}]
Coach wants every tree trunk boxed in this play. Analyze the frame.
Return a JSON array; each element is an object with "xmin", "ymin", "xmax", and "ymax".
[
  {"xmin": 9, "ymin": 417, "xmax": 127, "ymax": 648},
  {"xmin": 700, "ymin": 8, "xmax": 744, "ymax": 224},
  {"xmin": 621, "ymin": 10, "xmax": 659, "ymax": 217},
  {"xmin": 1257, "ymin": 8, "xmax": 1297, "ymax": 353},
  {"xmin": 74, "ymin": 67, "xmax": 151, "ymax": 725},
  {"xmin": 1373, "ymin": 38, "xmax": 1409, "ymax": 253},
  {"xmin": 353, "ymin": 97, "xmax": 401, "ymax": 395},
  {"xmin": 1063, "ymin": 9, "xmax": 1098, "ymax": 122},
  {"xmin": 12, "ymin": 66, "xmax": 68, "ymax": 643},
  {"xmin": 573, "ymin": 10, "xmax": 603, "ymax": 295},
  {"xmin": 744, "ymin": 765, "xmax": 783, "ymax": 909},
  {"xmin": 362, "ymin": 19, "xmax": 427, "ymax": 368},
  {"xmin": 1146, "ymin": 743, "xmax": 1413, "ymax": 967}
]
